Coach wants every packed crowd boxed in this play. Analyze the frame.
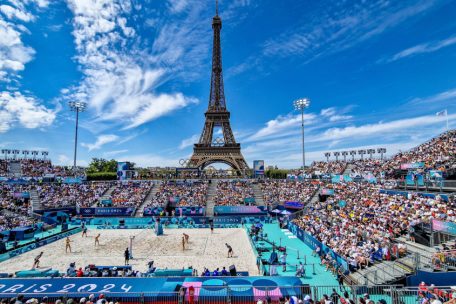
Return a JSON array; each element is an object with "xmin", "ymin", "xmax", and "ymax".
[
  {"xmin": 0, "ymin": 211, "xmax": 34, "ymax": 232},
  {"xmin": 0, "ymin": 184, "xmax": 32, "ymax": 215},
  {"xmin": 0, "ymin": 159, "xmax": 82, "ymax": 178},
  {"xmin": 105, "ymin": 181, "xmax": 154, "ymax": 207},
  {"xmin": 310, "ymin": 161, "xmax": 347, "ymax": 175},
  {"xmin": 214, "ymin": 180, "xmax": 255, "ymax": 206},
  {"xmin": 38, "ymin": 183, "xmax": 111, "ymax": 209},
  {"xmin": 260, "ymin": 180, "xmax": 320, "ymax": 206},
  {"xmin": 385, "ymin": 130, "xmax": 456, "ymax": 173},
  {"xmin": 292, "ymin": 181, "xmax": 455, "ymax": 272},
  {"xmin": 144, "ymin": 181, "xmax": 208, "ymax": 208}
]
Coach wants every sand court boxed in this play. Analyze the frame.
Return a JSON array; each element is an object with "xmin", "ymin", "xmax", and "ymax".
[{"xmin": 0, "ymin": 228, "xmax": 258, "ymax": 275}]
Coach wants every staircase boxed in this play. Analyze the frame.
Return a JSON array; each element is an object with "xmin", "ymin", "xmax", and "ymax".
[
  {"xmin": 343, "ymin": 163, "xmax": 354, "ymax": 175},
  {"xmin": 205, "ymin": 180, "xmax": 218, "ymax": 216},
  {"xmin": 350, "ymin": 256, "xmax": 415, "ymax": 285},
  {"xmin": 92, "ymin": 184, "xmax": 117, "ymax": 207},
  {"xmin": 307, "ymin": 188, "xmax": 320, "ymax": 206},
  {"xmin": 396, "ymin": 237, "xmax": 438, "ymax": 271},
  {"xmin": 30, "ymin": 189, "xmax": 41, "ymax": 212},
  {"xmin": 135, "ymin": 182, "xmax": 160, "ymax": 217},
  {"xmin": 9, "ymin": 161, "xmax": 22, "ymax": 177},
  {"xmin": 350, "ymin": 239, "xmax": 439, "ymax": 285},
  {"xmin": 252, "ymin": 183, "xmax": 265, "ymax": 206}
]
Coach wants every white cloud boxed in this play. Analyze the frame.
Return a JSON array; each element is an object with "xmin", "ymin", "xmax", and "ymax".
[
  {"xmin": 389, "ymin": 35, "xmax": 456, "ymax": 62},
  {"xmin": 410, "ymin": 88, "xmax": 456, "ymax": 104},
  {"xmin": 234, "ymin": 1, "xmax": 437, "ymax": 76},
  {"xmin": 179, "ymin": 134, "xmax": 199, "ymax": 149},
  {"xmin": 167, "ymin": 0, "xmax": 188, "ymax": 14},
  {"xmin": 0, "ymin": 91, "xmax": 56, "ymax": 133},
  {"xmin": 321, "ymin": 114, "xmax": 455, "ymax": 141},
  {"xmin": 329, "ymin": 115, "xmax": 353, "ymax": 122},
  {"xmin": 0, "ymin": 5, "xmax": 34, "ymax": 22},
  {"xmin": 65, "ymin": 0, "xmax": 200, "ymax": 130},
  {"xmin": 81, "ymin": 134, "xmax": 119, "ymax": 151},
  {"xmin": 0, "ymin": 15, "xmax": 35, "ymax": 81},
  {"xmin": 247, "ymin": 113, "xmax": 317, "ymax": 141}
]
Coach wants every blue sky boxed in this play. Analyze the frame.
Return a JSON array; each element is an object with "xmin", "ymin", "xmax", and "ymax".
[{"xmin": 1, "ymin": 0, "xmax": 455, "ymax": 168}]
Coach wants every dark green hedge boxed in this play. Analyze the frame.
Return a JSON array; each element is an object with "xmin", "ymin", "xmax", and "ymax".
[{"xmin": 86, "ymin": 172, "xmax": 117, "ymax": 181}]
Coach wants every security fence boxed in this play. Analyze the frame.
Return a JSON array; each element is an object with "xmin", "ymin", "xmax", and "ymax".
[{"xmin": 2, "ymin": 285, "xmax": 454, "ymax": 304}]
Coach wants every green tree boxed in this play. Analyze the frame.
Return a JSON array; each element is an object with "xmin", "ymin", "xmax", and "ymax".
[{"xmin": 87, "ymin": 158, "xmax": 118, "ymax": 173}]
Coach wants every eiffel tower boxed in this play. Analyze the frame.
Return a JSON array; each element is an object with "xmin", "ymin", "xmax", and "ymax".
[{"xmin": 188, "ymin": 1, "xmax": 249, "ymax": 175}]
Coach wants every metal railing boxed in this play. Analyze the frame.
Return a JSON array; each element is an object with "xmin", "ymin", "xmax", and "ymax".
[{"xmin": 0, "ymin": 285, "xmax": 427, "ymax": 304}]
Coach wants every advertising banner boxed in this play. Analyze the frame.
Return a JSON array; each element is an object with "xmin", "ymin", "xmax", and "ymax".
[
  {"xmin": 400, "ymin": 162, "xmax": 425, "ymax": 170},
  {"xmin": 287, "ymin": 221, "xmax": 349, "ymax": 271},
  {"xmin": 0, "ymin": 276, "xmax": 302, "ymax": 295},
  {"xmin": 432, "ymin": 219, "xmax": 456, "ymax": 236},
  {"xmin": 117, "ymin": 162, "xmax": 129, "ymax": 181},
  {"xmin": 13, "ymin": 192, "xmax": 30, "ymax": 198},
  {"xmin": 406, "ymin": 174, "xmax": 424, "ymax": 186},
  {"xmin": 63, "ymin": 177, "xmax": 82, "ymax": 184},
  {"xmin": 214, "ymin": 206, "xmax": 266, "ymax": 215},
  {"xmin": 320, "ymin": 189, "xmax": 334, "ymax": 195},
  {"xmin": 283, "ymin": 201, "xmax": 304, "ymax": 209},
  {"xmin": 429, "ymin": 170, "xmax": 444, "ymax": 179},
  {"xmin": 253, "ymin": 160, "xmax": 265, "ymax": 177},
  {"xmin": 78, "ymin": 207, "xmax": 135, "ymax": 217}
]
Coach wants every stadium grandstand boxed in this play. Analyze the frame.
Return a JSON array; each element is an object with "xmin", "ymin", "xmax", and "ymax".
[{"xmin": 0, "ymin": 130, "xmax": 455, "ymax": 304}]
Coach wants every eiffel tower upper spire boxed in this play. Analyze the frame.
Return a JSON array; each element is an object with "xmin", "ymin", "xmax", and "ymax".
[{"xmin": 208, "ymin": 0, "xmax": 226, "ymax": 111}]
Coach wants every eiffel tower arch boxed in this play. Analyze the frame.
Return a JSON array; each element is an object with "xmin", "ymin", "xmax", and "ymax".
[{"xmin": 188, "ymin": 2, "xmax": 249, "ymax": 175}]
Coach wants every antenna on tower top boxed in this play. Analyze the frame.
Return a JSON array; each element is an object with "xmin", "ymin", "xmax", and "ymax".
[{"xmin": 215, "ymin": 0, "xmax": 218, "ymax": 15}]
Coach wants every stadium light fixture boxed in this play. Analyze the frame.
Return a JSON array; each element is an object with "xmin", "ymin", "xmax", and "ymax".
[
  {"xmin": 377, "ymin": 148, "xmax": 386, "ymax": 160},
  {"xmin": 69, "ymin": 101, "xmax": 87, "ymax": 175},
  {"xmin": 349, "ymin": 150, "xmax": 356, "ymax": 161},
  {"xmin": 324, "ymin": 152, "xmax": 331, "ymax": 162},
  {"xmin": 358, "ymin": 149, "xmax": 366, "ymax": 160},
  {"xmin": 341, "ymin": 151, "xmax": 348, "ymax": 162},
  {"xmin": 12, "ymin": 149, "xmax": 20, "ymax": 160},
  {"xmin": 293, "ymin": 98, "xmax": 310, "ymax": 176},
  {"xmin": 367, "ymin": 149, "xmax": 375, "ymax": 159}
]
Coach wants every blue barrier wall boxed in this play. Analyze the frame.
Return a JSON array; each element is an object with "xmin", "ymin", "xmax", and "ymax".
[{"xmin": 0, "ymin": 276, "xmax": 303, "ymax": 295}]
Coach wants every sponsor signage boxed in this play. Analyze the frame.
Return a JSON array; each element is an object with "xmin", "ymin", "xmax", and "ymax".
[
  {"xmin": 432, "ymin": 219, "xmax": 456, "ymax": 236},
  {"xmin": 283, "ymin": 201, "xmax": 304, "ymax": 209},
  {"xmin": 79, "ymin": 208, "xmax": 135, "ymax": 217},
  {"xmin": 287, "ymin": 221, "xmax": 349, "ymax": 271}
]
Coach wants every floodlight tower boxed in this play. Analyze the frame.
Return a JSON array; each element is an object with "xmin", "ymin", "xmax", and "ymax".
[
  {"xmin": 293, "ymin": 98, "xmax": 310, "ymax": 175},
  {"xmin": 358, "ymin": 149, "xmax": 366, "ymax": 160},
  {"xmin": 22, "ymin": 150, "xmax": 29, "ymax": 159},
  {"xmin": 333, "ymin": 151, "xmax": 340, "ymax": 161},
  {"xmin": 12, "ymin": 149, "xmax": 20, "ymax": 160},
  {"xmin": 349, "ymin": 150, "xmax": 356, "ymax": 161},
  {"xmin": 69, "ymin": 101, "xmax": 87, "ymax": 174},
  {"xmin": 341, "ymin": 151, "xmax": 348, "ymax": 162},
  {"xmin": 367, "ymin": 149, "xmax": 375, "ymax": 159},
  {"xmin": 31, "ymin": 151, "xmax": 39, "ymax": 159},
  {"xmin": 324, "ymin": 152, "xmax": 331, "ymax": 162},
  {"xmin": 41, "ymin": 151, "xmax": 49, "ymax": 160},
  {"xmin": 377, "ymin": 148, "xmax": 386, "ymax": 160}
]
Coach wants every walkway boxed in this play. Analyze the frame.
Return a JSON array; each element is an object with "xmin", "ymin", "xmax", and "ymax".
[
  {"xmin": 257, "ymin": 223, "xmax": 339, "ymax": 286},
  {"xmin": 205, "ymin": 180, "xmax": 218, "ymax": 216}
]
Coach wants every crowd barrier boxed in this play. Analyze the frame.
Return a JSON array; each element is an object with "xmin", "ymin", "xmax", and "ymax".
[
  {"xmin": 287, "ymin": 222, "xmax": 349, "ymax": 271},
  {"xmin": 0, "ymin": 284, "xmax": 446, "ymax": 304}
]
